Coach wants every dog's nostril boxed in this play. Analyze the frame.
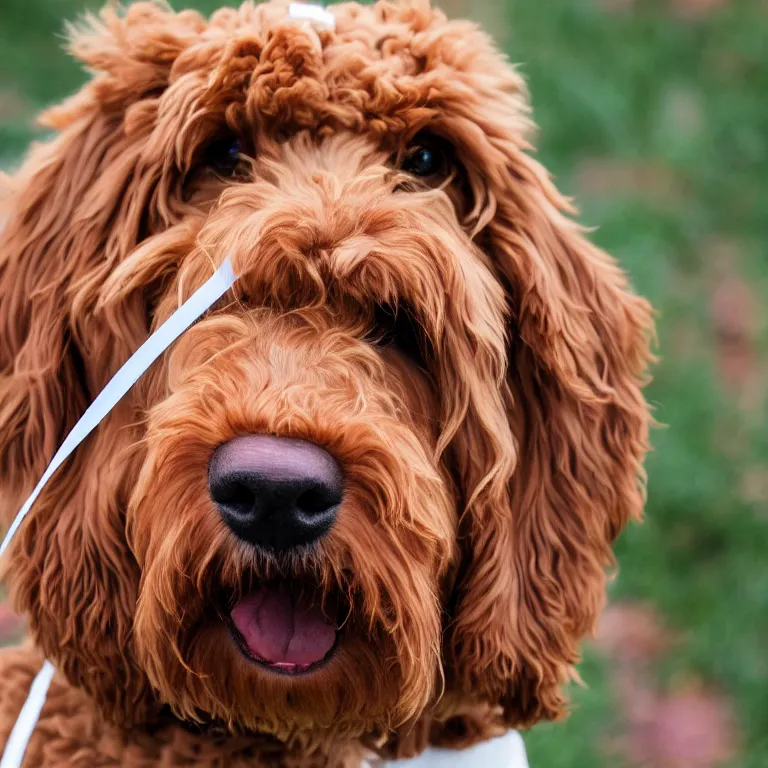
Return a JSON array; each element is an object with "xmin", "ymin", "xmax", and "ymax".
[
  {"xmin": 211, "ymin": 479, "xmax": 257, "ymax": 518},
  {"xmin": 209, "ymin": 436, "xmax": 343, "ymax": 552},
  {"xmin": 296, "ymin": 487, "xmax": 337, "ymax": 517}
]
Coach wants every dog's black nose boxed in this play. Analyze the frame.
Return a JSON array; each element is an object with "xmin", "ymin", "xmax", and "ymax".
[{"xmin": 209, "ymin": 435, "xmax": 343, "ymax": 553}]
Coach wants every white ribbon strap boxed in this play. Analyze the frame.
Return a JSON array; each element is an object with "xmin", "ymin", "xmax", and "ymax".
[
  {"xmin": 376, "ymin": 731, "xmax": 530, "ymax": 768},
  {"xmin": 0, "ymin": 660, "xmax": 55, "ymax": 768},
  {"xmin": 289, "ymin": 3, "xmax": 336, "ymax": 30},
  {"xmin": 0, "ymin": 258, "xmax": 236, "ymax": 558}
]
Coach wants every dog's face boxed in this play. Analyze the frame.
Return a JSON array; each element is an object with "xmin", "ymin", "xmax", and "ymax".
[{"xmin": 0, "ymin": 0, "xmax": 653, "ymax": 750}]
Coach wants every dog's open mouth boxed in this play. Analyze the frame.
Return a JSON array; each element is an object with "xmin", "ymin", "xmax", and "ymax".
[{"xmin": 228, "ymin": 581, "xmax": 340, "ymax": 674}]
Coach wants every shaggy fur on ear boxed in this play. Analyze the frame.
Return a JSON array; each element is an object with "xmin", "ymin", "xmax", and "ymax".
[
  {"xmin": 0, "ymin": 106, "xmax": 153, "ymax": 725},
  {"xmin": 0, "ymin": 0, "xmax": 654, "ymax": 764},
  {"xmin": 448, "ymin": 152, "xmax": 652, "ymax": 725}
]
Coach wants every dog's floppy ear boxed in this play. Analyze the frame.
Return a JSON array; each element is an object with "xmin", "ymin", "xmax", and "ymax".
[
  {"xmin": 0, "ymin": 5, "xmax": 197, "ymax": 723},
  {"xmin": 0, "ymin": 111, "xmax": 157, "ymax": 725},
  {"xmin": 0, "ymin": 145, "xmax": 90, "ymax": 495},
  {"xmin": 0, "ymin": 1, "xmax": 195, "ymax": 497},
  {"xmin": 448, "ymin": 147, "xmax": 654, "ymax": 726}
]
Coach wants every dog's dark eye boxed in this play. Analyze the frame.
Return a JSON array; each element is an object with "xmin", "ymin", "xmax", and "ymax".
[
  {"xmin": 205, "ymin": 137, "xmax": 245, "ymax": 177},
  {"xmin": 402, "ymin": 145, "xmax": 447, "ymax": 178},
  {"xmin": 397, "ymin": 134, "xmax": 456, "ymax": 189},
  {"xmin": 372, "ymin": 303, "xmax": 429, "ymax": 369}
]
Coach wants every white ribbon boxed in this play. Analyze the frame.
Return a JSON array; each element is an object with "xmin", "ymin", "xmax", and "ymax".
[
  {"xmin": 289, "ymin": 3, "xmax": 336, "ymax": 30},
  {"xmin": 0, "ymin": 257, "xmax": 237, "ymax": 767},
  {"xmin": 0, "ymin": 258, "xmax": 236, "ymax": 558},
  {"xmin": 0, "ymin": 660, "xmax": 55, "ymax": 768}
]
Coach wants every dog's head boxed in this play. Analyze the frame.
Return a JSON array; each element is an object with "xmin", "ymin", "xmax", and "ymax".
[{"xmin": 0, "ymin": 0, "xmax": 653, "ymax": 751}]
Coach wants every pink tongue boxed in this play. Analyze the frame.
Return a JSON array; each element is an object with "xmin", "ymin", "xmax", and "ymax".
[{"xmin": 231, "ymin": 585, "xmax": 337, "ymax": 668}]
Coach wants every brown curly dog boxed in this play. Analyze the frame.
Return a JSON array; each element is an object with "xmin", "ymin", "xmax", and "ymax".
[{"xmin": 0, "ymin": 1, "xmax": 654, "ymax": 765}]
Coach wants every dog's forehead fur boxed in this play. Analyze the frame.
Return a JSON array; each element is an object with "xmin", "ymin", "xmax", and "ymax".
[{"xmin": 56, "ymin": 0, "xmax": 530, "ymax": 149}]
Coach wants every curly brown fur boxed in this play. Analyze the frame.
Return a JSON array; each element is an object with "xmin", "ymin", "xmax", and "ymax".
[{"xmin": 0, "ymin": 0, "xmax": 654, "ymax": 765}]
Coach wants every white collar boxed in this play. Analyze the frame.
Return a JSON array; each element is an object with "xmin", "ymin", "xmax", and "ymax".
[{"xmin": 378, "ymin": 731, "xmax": 529, "ymax": 767}]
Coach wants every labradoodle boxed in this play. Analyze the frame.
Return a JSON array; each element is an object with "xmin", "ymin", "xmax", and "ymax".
[{"xmin": 0, "ymin": 1, "xmax": 654, "ymax": 765}]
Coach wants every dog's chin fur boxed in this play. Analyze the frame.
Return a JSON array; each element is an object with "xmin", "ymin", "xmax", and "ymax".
[{"xmin": 0, "ymin": 0, "xmax": 654, "ymax": 764}]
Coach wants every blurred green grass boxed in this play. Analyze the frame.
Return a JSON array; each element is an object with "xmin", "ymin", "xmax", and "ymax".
[{"xmin": 1, "ymin": 1, "xmax": 767, "ymax": 766}]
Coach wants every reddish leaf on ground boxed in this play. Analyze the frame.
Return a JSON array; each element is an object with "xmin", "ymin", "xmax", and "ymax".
[
  {"xmin": 597, "ymin": 603, "xmax": 740, "ymax": 767},
  {"xmin": 0, "ymin": 89, "xmax": 29, "ymax": 121},
  {"xmin": 599, "ymin": 0, "xmax": 637, "ymax": 13},
  {"xmin": 0, "ymin": 603, "xmax": 25, "ymax": 645},
  {"xmin": 711, "ymin": 275, "xmax": 756, "ymax": 384},
  {"xmin": 707, "ymin": 240, "xmax": 766, "ymax": 411},
  {"xmin": 670, "ymin": 0, "xmax": 732, "ymax": 18},
  {"xmin": 575, "ymin": 159, "xmax": 682, "ymax": 205},
  {"xmin": 740, "ymin": 465, "xmax": 768, "ymax": 510},
  {"xmin": 638, "ymin": 685, "xmax": 739, "ymax": 768},
  {"xmin": 596, "ymin": 602, "xmax": 672, "ymax": 663}
]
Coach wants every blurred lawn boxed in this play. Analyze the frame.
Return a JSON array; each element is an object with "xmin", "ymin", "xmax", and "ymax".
[{"xmin": 1, "ymin": 1, "xmax": 767, "ymax": 766}]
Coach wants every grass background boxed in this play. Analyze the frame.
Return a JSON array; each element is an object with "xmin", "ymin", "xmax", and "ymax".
[{"xmin": 1, "ymin": 0, "xmax": 767, "ymax": 766}]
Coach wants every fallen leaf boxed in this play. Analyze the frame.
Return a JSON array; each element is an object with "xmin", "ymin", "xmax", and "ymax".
[
  {"xmin": 596, "ymin": 602, "xmax": 672, "ymax": 663},
  {"xmin": 596, "ymin": 603, "xmax": 740, "ymax": 767},
  {"xmin": 0, "ymin": 89, "xmax": 29, "ymax": 121},
  {"xmin": 0, "ymin": 603, "xmax": 25, "ymax": 645},
  {"xmin": 706, "ymin": 241, "xmax": 766, "ymax": 411},
  {"xmin": 575, "ymin": 159, "xmax": 682, "ymax": 204},
  {"xmin": 625, "ymin": 686, "xmax": 739, "ymax": 767},
  {"xmin": 670, "ymin": 0, "xmax": 732, "ymax": 18}
]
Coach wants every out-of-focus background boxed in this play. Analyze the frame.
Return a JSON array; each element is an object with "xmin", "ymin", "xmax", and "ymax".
[{"xmin": 1, "ymin": 0, "xmax": 766, "ymax": 766}]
